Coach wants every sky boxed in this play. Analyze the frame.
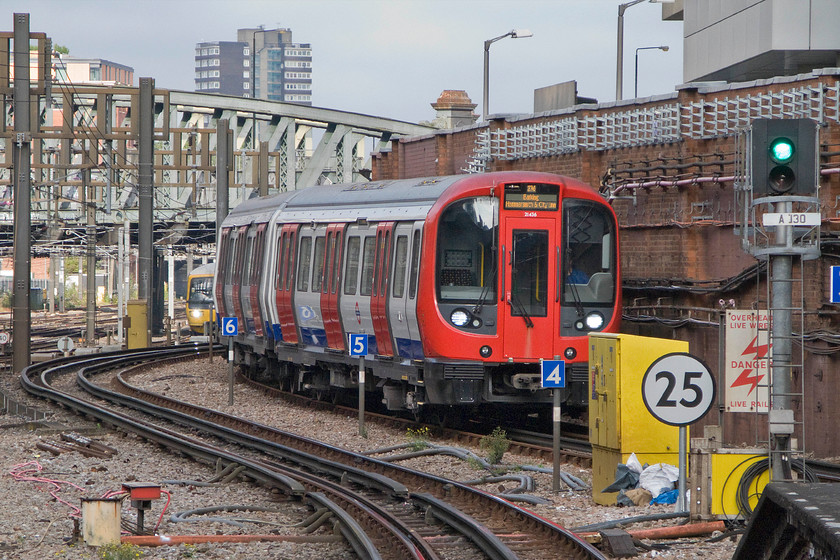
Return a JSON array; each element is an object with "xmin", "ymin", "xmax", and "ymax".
[{"xmin": 4, "ymin": 0, "xmax": 685, "ymax": 124}]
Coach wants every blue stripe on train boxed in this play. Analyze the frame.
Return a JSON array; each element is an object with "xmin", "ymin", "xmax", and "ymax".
[
  {"xmin": 299, "ymin": 327, "xmax": 328, "ymax": 347},
  {"xmin": 395, "ymin": 337, "xmax": 424, "ymax": 360}
]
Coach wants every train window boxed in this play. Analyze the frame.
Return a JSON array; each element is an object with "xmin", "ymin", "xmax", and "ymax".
[
  {"xmin": 330, "ymin": 231, "xmax": 342, "ymax": 294},
  {"xmin": 242, "ymin": 236, "xmax": 254, "ymax": 286},
  {"xmin": 225, "ymin": 237, "xmax": 238, "ymax": 280},
  {"xmin": 562, "ymin": 200, "xmax": 616, "ymax": 304},
  {"xmin": 408, "ymin": 230, "xmax": 421, "ymax": 299},
  {"xmin": 408, "ymin": 231, "xmax": 420, "ymax": 299},
  {"xmin": 344, "ymin": 236, "xmax": 360, "ymax": 295},
  {"xmin": 285, "ymin": 231, "xmax": 296, "ymax": 291},
  {"xmin": 251, "ymin": 226, "xmax": 266, "ymax": 289},
  {"xmin": 277, "ymin": 233, "xmax": 289, "ymax": 291},
  {"xmin": 312, "ymin": 236, "xmax": 326, "ymax": 293},
  {"xmin": 436, "ymin": 196, "xmax": 498, "ymax": 302},
  {"xmin": 380, "ymin": 230, "xmax": 391, "ymax": 297},
  {"xmin": 217, "ymin": 231, "xmax": 230, "ymax": 286},
  {"xmin": 188, "ymin": 276, "xmax": 213, "ymax": 303},
  {"xmin": 511, "ymin": 230, "xmax": 548, "ymax": 317},
  {"xmin": 392, "ymin": 235, "xmax": 408, "ymax": 298},
  {"xmin": 297, "ymin": 236, "xmax": 312, "ymax": 292},
  {"xmin": 360, "ymin": 237, "xmax": 376, "ymax": 296}
]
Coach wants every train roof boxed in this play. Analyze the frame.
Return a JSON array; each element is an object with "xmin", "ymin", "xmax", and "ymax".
[
  {"xmin": 189, "ymin": 262, "xmax": 215, "ymax": 276},
  {"xmin": 221, "ymin": 172, "xmax": 605, "ymax": 226}
]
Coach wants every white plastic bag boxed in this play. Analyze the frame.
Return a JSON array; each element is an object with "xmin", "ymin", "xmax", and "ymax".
[
  {"xmin": 638, "ymin": 463, "xmax": 679, "ymax": 498},
  {"xmin": 626, "ymin": 452, "xmax": 643, "ymax": 474}
]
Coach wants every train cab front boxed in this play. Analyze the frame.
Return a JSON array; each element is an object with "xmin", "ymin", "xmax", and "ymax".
[{"xmin": 419, "ymin": 176, "xmax": 620, "ymax": 409}]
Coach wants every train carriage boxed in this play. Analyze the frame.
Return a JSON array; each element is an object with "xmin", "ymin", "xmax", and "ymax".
[
  {"xmin": 186, "ymin": 263, "xmax": 217, "ymax": 334},
  {"xmin": 215, "ymin": 171, "xmax": 620, "ymax": 415}
]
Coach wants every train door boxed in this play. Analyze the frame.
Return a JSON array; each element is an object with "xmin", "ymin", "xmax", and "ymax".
[
  {"xmin": 388, "ymin": 222, "xmax": 422, "ymax": 359},
  {"xmin": 371, "ymin": 222, "xmax": 396, "ymax": 356},
  {"xmin": 294, "ymin": 225, "xmax": 328, "ymax": 346},
  {"xmin": 227, "ymin": 225, "xmax": 249, "ymax": 327},
  {"xmin": 405, "ymin": 225, "xmax": 424, "ymax": 359},
  {"xmin": 274, "ymin": 224, "xmax": 299, "ymax": 343},
  {"xmin": 250, "ymin": 223, "xmax": 267, "ymax": 336},
  {"xmin": 501, "ymin": 218, "xmax": 557, "ymax": 359},
  {"xmin": 321, "ymin": 223, "xmax": 346, "ymax": 350},
  {"xmin": 215, "ymin": 227, "xmax": 231, "ymax": 317},
  {"xmin": 239, "ymin": 228, "xmax": 256, "ymax": 333},
  {"xmin": 339, "ymin": 226, "xmax": 377, "ymax": 354}
]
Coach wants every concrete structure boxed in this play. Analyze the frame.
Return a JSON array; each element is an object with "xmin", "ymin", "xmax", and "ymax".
[
  {"xmin": 681, "ymin": 0, "xmax": 840, "ymax": 83},
  {"xmin": 427, "ymin": 90, "xmax": 477, "ymax": 129},
  {"xmin": 534, "ymin": 80, "xmax": 597, "ymax": 112}
]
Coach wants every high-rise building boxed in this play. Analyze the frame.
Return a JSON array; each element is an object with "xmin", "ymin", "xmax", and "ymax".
[
  {"xmin": 194, "ymin": 41, "xmax": 249, "ymax": 96},
  {"xmin": 194, "ymin": 27, "xmax": 312, "ymax": 105}
]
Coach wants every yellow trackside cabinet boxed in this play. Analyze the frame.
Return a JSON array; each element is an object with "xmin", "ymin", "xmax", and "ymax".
[
  {"xmin": 126, "ymin": 299, "xmax": 150, "ymax": 349},
  {"xmin": 588, "ymin": 333, "xmax": 688, "ymax": 505}
]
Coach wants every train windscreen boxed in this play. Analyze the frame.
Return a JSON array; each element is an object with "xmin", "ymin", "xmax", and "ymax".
[
  {"xmin": 436, "ymin": 196, "xmax": 498, "ymax": 302},
  {"xmin": 562, "ymin": 200, "xmax": 616, "ymax": 304},
  {"xmin": 188, "ymin": 276, "xmax": 214, "ymax": 304}
]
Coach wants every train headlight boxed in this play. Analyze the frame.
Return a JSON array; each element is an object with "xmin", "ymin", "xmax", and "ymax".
[
  {"xmin": 190, "ymin": 309, "xmax": 203, "ymax": 319},
  {"xmin": 450, "ymin": 309, "xmax": 470, "ymax": 327},
  {"xmin": 480, "ymin": 345, "xmax": 493, "ymax": 358},
  {"xmin": 584, "ymin": 312, "xmax": 605, "ymax": 331},
  {"xmin": 564, "ymin": 347, "xmax": 577, "ymax": 360}
]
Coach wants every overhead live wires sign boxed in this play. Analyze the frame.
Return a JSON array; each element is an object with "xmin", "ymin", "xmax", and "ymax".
[{"xmin": 725, "ymin": 310, "xmax": 771, "ymax": 413}]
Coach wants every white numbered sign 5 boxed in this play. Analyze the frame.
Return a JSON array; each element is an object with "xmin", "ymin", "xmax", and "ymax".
[{"xmin": 348, "ymin": 334, "xmax": 368, "ymax": 357}]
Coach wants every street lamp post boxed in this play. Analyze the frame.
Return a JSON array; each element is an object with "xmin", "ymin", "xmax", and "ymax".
[
  {"xmin": 634, "ymin": 45, "xmax": 669, "ymax": 98},
  {"xmin": 616, "ymin": 0, "xmax": 674, "ymax": 101},
  {"xmin": 482, "ymin": 28, "xmax": 533, "ymax": 121}
]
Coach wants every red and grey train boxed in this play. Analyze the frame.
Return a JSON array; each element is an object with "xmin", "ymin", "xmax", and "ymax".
[{"xmin": 214, "ymin": 171, "xmax": 620, "ymax": 416}]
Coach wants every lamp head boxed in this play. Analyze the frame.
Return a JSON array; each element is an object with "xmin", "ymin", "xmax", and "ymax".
[{"xmin": 510, "ymin": 29, "xmax": 533, "ymax": 39}]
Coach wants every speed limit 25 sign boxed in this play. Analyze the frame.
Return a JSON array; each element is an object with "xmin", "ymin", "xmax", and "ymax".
[{"xmin": 641, "ymin": 352, "xmax": 716, "ymax": 426}]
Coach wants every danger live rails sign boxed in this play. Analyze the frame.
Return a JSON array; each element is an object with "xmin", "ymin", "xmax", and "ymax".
[{"xmin": 725, "ymin": 310, "xmax": 771, "ymax": 413}]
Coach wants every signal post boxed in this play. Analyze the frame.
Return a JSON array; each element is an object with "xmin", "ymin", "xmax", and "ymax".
[{"xmin": 742, "ymin": 118, "xmax": 819, "ymax": 482}]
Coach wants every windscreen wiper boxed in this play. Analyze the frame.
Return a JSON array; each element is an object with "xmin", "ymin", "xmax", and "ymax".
[{"xmin": 509, "ymin": 293, "xmax": 534, "ymax": 328}]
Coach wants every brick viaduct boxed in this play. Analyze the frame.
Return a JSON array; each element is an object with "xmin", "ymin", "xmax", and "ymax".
[{"xmin": 371, "ymin": 70, "xmax": 840, "ymax": 457}]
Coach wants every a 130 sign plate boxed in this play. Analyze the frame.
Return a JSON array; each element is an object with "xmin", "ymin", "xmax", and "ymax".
[{"xmin": 641, "ymin": 352, "xmax": 716, "ymax": 426}]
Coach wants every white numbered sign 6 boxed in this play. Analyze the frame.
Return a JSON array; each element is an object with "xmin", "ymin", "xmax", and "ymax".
[{"xmin": 222, "ymin": 317, "xmax": 239, "ymax": 337}]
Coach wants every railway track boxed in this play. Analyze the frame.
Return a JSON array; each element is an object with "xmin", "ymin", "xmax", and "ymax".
[
  {"xmin": 235, "ymin": 371, "xmax": 594, "ymax": 468},
  {"xmin": 21, "ymin": 347, "xmax": 606, "ymax": 560}
]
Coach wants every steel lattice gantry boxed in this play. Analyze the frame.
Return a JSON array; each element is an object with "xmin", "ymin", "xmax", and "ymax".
[{"xmin": 0, "ymin": 84, "xmax": 433, "ymax": 249}]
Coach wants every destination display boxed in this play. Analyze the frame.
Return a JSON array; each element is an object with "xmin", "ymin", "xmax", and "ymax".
[{"xmin": 504, "ymin": 183, "xmax": 559, "ymax": 211}]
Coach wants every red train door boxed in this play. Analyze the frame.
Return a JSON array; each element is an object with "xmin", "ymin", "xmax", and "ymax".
[
  {"xmin": 321, "ymin": 223, "xmax": 346, "ymax": 350},
  {"xmin": 371, "ymin": 222, "xmax": 395, "ymax": 356},
  {"xmin": 501, "ymin": 218, "xmax": 557, "ymax": 360},
  {"xmin": 275, "ymin": 224, "xmax": 299, "ymax": 344}
]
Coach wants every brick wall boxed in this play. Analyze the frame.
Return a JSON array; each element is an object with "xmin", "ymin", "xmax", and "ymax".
[{"xmin": 374, "ymin": 71, "xmax": 840, "ymax": 457}]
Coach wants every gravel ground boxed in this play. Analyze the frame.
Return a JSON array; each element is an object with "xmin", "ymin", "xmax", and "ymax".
[{"xmin": 0, "ymin": 355, "xmax": 741, "ymax": 559}]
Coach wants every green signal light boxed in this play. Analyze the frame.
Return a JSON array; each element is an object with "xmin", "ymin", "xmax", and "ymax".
[{"xmin": 769, "ymin": 137, "xmax": 794, "ymax": 164}]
